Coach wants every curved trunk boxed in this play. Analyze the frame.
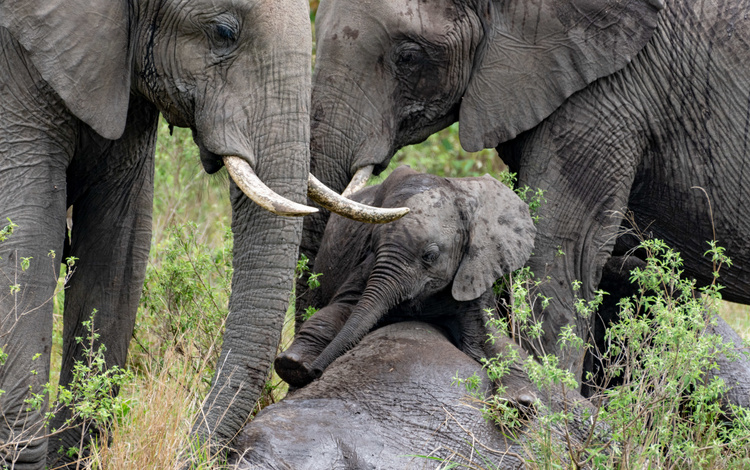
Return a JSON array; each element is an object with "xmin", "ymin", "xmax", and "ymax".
[
  {"xmin": 192, "ymin": 48, "xmax": 311, "ymax": 451},
  {"xmin": 310, "ymin": 255, "xmax": 413, "ymax": 373}
]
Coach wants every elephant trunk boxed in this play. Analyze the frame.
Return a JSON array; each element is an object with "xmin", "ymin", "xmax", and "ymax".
[
  {"xmin": 309, "ymin": 253, "xmax": 415, "ymax": 374},
  {"xmin": 191, "ymin": 32, "xmax": 311, "ymax": 450},
  {"xmin": 301, "ymin": 67, "xmax": 394, "ymax": 262},
  {"xmin": 194, "ymin": 148, "xmax": 308, "ymax": 452}
]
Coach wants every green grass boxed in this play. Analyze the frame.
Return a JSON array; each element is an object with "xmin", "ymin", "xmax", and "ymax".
[{"xmin": 371, "ymin": 122, "xmax": 505, "ymax": 184}]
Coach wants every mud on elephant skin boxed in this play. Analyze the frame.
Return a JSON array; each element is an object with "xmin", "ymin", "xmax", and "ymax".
[
  {"xmin": 277, "ymin": 166, "xmax": 535, "ymax": 388},
  {"xmin": 238, "ymin": 322, "xmax": 599, "ymax": 470}
]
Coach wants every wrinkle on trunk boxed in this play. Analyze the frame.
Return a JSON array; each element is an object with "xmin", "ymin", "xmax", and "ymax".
[
  {"xmin": 193, "ymin": 80, "xmax": 310, "ymax": 450},
  {"xmin": 309, "ymin": 254, "xmax": 414, "ymax": 373}
]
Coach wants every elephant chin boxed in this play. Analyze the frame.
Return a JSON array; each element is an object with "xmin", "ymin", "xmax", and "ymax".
[{"xmin": 193, "ymin": 131, "xmax": 224, "ymax": 174}]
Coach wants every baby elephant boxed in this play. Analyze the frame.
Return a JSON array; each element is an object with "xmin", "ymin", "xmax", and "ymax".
[{"xmin": 276, "ymin": 166, "xmax": 536, "ymax": 387}]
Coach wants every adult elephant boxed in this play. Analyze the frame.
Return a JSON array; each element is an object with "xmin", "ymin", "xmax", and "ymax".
[
  {"xmin": 0, "ymin": 1, "xmax": 396, "ymax": 468},
  {"xmin": 301, "ymin": 0, "xmax": 750, "ymax": 384}
]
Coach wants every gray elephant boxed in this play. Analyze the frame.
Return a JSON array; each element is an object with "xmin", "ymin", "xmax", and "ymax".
[
  {"xmin": 301, "ymin": 0, "xmax": 750, "ymax": 385},
  {"xmin": 0, "ymin": 1, "xmax": 399, "ymax": 467},
  {"xmin": 276, "ymin": 166, "xmax": 536, "ymax": 387},
  {"xmin": 238, "ymin": 322, "xmax": 598, "ymax": 469}
]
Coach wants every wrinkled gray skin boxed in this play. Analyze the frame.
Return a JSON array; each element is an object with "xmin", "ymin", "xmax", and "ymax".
[
  {"xmin": 277, "ymin": 166, "xmax": 535, "ymax": 387},
  {"xmin": 302, "ymin": 0, "xmax": 750, "ymax": 388},
  {"xmin": 237, "ymin": 322, "xmax": 598, "ymax": 470},
  {"xmin": 0, "ymin": 0, "xmax": 310, "ymax": 467}
]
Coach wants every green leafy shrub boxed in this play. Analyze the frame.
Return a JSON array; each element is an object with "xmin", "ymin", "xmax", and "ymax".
[
  {"xmin": 135, "ymin": 222, "xmax": 233, "ymax": 390},
  {"xmin": 460, "ymin": 240, "xmax": 750, "ymax": 470}
]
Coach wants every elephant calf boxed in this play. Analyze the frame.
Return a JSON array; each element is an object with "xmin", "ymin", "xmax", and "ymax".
[{"xmin": 275, "ymin": 166, "xmax": 536, "ymax": 387}]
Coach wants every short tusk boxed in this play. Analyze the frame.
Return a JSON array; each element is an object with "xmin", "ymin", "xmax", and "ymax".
[
  {"xmin": 223, "ymin": 156, "xmax": 318, "ymax": 217},
  {"xmin": 341, "ymin": 165, "xmax": 374, "ymax": 198},
  {"xmin": 308, "ymin": 174, "xmax": 409, "ymax": 224}
]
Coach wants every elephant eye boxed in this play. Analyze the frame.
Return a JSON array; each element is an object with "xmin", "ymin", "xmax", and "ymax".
[
  {"xmin": 422, "ymin": 244, "xmax": 440, "ymax": 264},
  {"xmin": 394, "ymin": 43, "xmax": 426, "ymax": 69},
  {"xmin": 215, "ymin": 24, "xmax": 236, "ymax": 42},
  {"xmin": 209, "ymin": 17, "xmax": 240, "ymax": 54}
]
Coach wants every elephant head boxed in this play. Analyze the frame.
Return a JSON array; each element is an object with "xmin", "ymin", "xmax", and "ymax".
[
  {"xmin": 278, "ymin": 166, "xmax": 535, "ymax": 386},
  {"xmin": 301, "ymin": 0, "xmax": 663, "ymax": 261}
]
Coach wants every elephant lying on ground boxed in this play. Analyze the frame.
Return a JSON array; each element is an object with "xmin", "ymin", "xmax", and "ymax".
[
  {"xmin": 238, "ymin": 322, "xmax": 598, "ymax": 469},
  {"xmin": 0, "ymin": 0, "xmax": 396, "ymax": 467},
  {"xmin": 276, "ymin": 166, "xmax": 536, "ymax": 387},
  {"xmin": 301, "ymin": 0, "xmax": 750, "ymax": 387}
]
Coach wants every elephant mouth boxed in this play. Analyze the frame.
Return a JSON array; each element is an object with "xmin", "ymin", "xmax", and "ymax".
[{"xmin": 197, "ymin": 143, "xmax": 225, "ymax": 175}]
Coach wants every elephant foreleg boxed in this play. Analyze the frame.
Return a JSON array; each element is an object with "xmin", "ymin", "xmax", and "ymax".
[
  {"xmin": 0, "ymin": 34, "xmax": 77, "ymax": 468},
  {"xmin": 507, "ymin": 84, "xmax": 645, "ymax": 383},
  {"xmin": 275, "ymin": 302, "xmax": 354, "ymax": 388}
]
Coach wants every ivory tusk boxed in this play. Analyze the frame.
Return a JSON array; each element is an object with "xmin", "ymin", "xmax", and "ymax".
[
  {"xmin": 223, "ymin": 156, "xmax": 318, "ymax": 217},
  {"xmin": 341, "ymin": 165, "xmax": 374, "ymax": 198},
  {"xmin": 307, "ymin": 174, "xmax": 409, "ymax": 224}
]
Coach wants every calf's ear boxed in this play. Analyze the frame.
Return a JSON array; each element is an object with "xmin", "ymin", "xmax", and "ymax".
[
  {"xmin": 452, "ymin": 175, "xmax": 536, "ymax": 302},
  {"xmin": 0, "ymin": 0, "xmax": 132, "ymax": 140},
  {"xmin": 459, "ymin": 0, "xmax": 663, "ymax": 151}
]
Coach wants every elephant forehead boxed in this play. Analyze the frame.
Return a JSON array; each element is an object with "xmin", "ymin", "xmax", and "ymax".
[
  {"xmin": 398, "ymin": 188, "xmax": 464, "ymax": 236},
  {"xmin": 318, "ymin": 0, "xmax": 459, "ymax": 41}
]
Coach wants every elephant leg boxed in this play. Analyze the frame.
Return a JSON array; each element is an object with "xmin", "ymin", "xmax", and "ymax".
[
  {"xmin": 0, "ymin": 33, "xmax": 77, "ymax": 469},
  {"xmin": 581, "ymin": 255, "xmax": 645, "ymax": 397},
  {"xmin": 275, "ymin": 302, "xmax": 354, "ymax": 388},
  {"xmin": 0, "ymin": 166, "xmax": 68, "ymax": 470},
  {"xmin": 505, "ymin": 86, "xmax": 645, "ymax": 383},
  {"xmin": 47, "ymin": 102, "xmax": 158, "ymax": 466},
  {"xmin": 445, "ymin": 293, "xmax": 494, "ymax": 364}
]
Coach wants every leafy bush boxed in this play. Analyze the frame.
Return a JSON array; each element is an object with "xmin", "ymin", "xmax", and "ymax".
[
  {"xmin": 456, "ymin": 239, "xmax": 750, "ymax": 469},
  {"xmin": 135, "ymin": 222, "xmax": 232, "ymax": 390}
]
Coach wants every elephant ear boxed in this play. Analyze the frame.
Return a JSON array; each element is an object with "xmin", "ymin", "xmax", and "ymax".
[
  {"xmin": 0, "ymin": 0, "xmax": 131, "ymax": 140},
  {"xmin": 452, "ymin": 175, "xmax": 536, "ymax": 302},
  {"xmin": 459, "ymin": 0, "xmax": 664, "ymax": 151}
]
